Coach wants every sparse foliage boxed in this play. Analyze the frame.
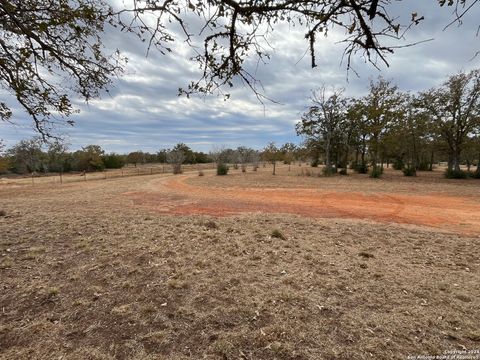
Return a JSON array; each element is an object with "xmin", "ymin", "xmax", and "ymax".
[
  {"xmin": 297, "ymin": 86, "xmax": 348, "ymax": 175},
  {"xmin": 6, "ymin": 137, "xmax": 45, "ymax": 174},
  {"xmin": 127, "ymin": 151, "xmax": 145, "ymax": 167},
  {"xmin": 262, "ymin": 142, "xmax": 281, "ymax": 175},
  {"xmin": 167, "ymin": 144, "xmax": 186, "ymax": 174},
  {"xmin": 216, "ymin": 162, "xmax": 229, "ymax": 176}
]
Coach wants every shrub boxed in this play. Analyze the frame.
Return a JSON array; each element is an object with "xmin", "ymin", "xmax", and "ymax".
[
  {"xmin": 354, "ymin": 163, "xmax": 369, "ymax": 174},
  {"xmin": 339, "ymin": 168, "xmax": 348, "ymax": 175},
  {"xmin": 369, "ymin": 166, "xmax": 383, "ymax": 178},
  {"xmin": 445, "ymin": 169, "xmax": 468, "ymax": 179},
  {"xmin": 304, "ymin": 169, "xmax": 311, "ymax": 177},
  {"xmin": 217, "ymin": 163, "xmax": 229, "ymax": 175},
  {"xmin": 198, "ymin": 170, "xmax": 204, "ymax": 176},
  {"xmin": 233, "ymin": 164, "xmax": 238, "ymax": 170},
  {"xmin": 172, "ymin": 164, "xmax": 183, "ymax": 174},
  {"xmin": 417, "ymin": 162, "xmax": 431, "ymax": 171},
  {"xmin": 403, "ymin": 166, "xmax": 416, "ymax": 177},
  {"xmin": 0, "ymin": 158, "xmax": 9, "ymax": 174},
  {"xmin": 253, "ymin": 165, "xmax": 258, "ymax": 171},
  {"xmin": 204, "ymin": 220, "xmax": 218, "ymax": 229},
  {"xmin": 102, "ymin": 154, "xmax": 125, "ymax": 169},
  {"xmin": 392, "ymin": 159, "xmax": 404, "ymax": 170},
  {"xmin": 271, "ymin": 229, "xmax": 286, "ymax": 240},
  {"xmin": 310, "ymin": 158, "xmax": 319, "ymax": 167},
  {"xmin": 322, "ymin": 166, "xmax": 336, "ymax": 176},
  {"xmin": 471, "ymin": 170, "xmax": 480, "ymax": 179}
]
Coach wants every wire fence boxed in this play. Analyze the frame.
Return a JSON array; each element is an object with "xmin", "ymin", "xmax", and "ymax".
[{"xmin": 0, "ymin": 163, "xmax": 217, "ymax": 186}]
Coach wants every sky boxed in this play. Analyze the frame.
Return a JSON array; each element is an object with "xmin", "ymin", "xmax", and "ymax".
[{"xmin": 1, "ymin": 1, "xmax": 480, "ymax": 153}]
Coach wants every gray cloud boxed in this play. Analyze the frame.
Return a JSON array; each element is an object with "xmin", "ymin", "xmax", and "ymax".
[{"xmin": 1, "ymin": 2, "xmax": 479, "ymax": 153}]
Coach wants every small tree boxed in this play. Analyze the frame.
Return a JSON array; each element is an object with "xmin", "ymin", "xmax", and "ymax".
[
  {"xmin": 297, "ymin": 86, "xmax": 347, "ymax": 175},
  {"xmin": 73, "ymin": 145, "xmax": 105, "ymax": 172},
  {"xmin": 127, "ymin": 151, "xmax": 145, "ymax": 167},
  {"xmin": 0, "ymin": 139, "xmax": 8, "ymax": 174},
  {"xmin": 167, "ymin": 146, "xmax": 186, "ymax": 174},
  {"xmin": 7, "ymin": 137, "xmax": 45, "ymax": 174},
  {"xmin": 236, "ymin": 146, "xmax": 254, "ymax": 172},
  {"xmin": 102, "ymin": 153, "xmax": 126, "ymax": 169},
  {"xmin": 47, "ymin": 140, "xmax": 69, "ymax": 173},
  {"xmin": 280, "ymin": 143, "xmax": 297, "ymax": 171},
  {"xmin": 262, "ymin": 142, "xmax": 281, "ymax": 175}
]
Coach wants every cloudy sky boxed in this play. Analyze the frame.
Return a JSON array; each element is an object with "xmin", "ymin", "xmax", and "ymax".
[{"xmin": 1, "ymin": 1, "xmax": 479, "ymax": 153}]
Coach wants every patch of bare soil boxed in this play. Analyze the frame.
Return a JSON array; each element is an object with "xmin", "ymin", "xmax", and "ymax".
[
  {"xmin": 125, "ymin": 168, "xmax": 480, "ymax": 235},
  {"xmin": 0, "ymin": 169, "xmax": 479, "ymax": 360}
]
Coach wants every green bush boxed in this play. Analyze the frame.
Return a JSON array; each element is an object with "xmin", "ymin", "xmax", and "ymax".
[
  {"xmin": 445, "ymin": 169, "xmax": 468, "ymax": 179},
  {"xmin": 102, "ymin": 154, "xmax": 125, "ymax": 169},
  {"xmin": 217, "ymin": 163, "xmax": 229, "ymax": 175},
  {"xmin": 369, "ymin": 166, "xmax": 383, "ymax": 178},
  {"xmin": 270, "ymin": 229, "xmax": 286, "ymax": 240},
  {"xmin": 310, "ymin": 158, "xmax": 319, "ymax": 167},
  {"xmin": 403, "ymin": 166, "xmax": 416, "ymax": 177}
]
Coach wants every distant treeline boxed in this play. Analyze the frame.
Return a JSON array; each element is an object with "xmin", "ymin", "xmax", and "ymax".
[
  {"xmin": 0, "ymin": 141, "xmax": 213, "ymax": 175},
  {"xmin": 0, "ymin": 139, "xmax": 307, "ymax": 176}
]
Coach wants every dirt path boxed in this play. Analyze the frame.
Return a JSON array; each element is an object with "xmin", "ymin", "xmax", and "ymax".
[{"xmin": 124, "ymin": 173, "xmax": 480, "ymax": 235}]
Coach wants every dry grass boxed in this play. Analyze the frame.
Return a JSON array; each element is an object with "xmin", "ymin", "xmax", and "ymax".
[{"xmin": 0, "ymin": 165, "xmax": 479, "ymax": 359}]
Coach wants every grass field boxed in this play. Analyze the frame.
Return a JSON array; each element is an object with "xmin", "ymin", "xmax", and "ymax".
[{"xmin": 1, "ymin": 165, "xmax": 479, "ymax": 359}]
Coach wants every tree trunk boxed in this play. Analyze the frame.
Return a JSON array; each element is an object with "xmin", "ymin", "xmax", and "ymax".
[
  {"xmin": 272, "ymin": 162, "xmax": 276, "ymax": 175},
  {"xmin": 361, "ymin": 135, "xmax": 367, "ymax": 166},
  {"xmin": 371, "ymin": 135, "xmax": 379, "ymax": 170},
  {"xmin": 477, "ymin": 152, "xmax": 480, "ymax": 174},
  {"xmin": 411, "ymin": 131, "xmax": 418, "ymax": 170},
  {"xmin": 344, "ymin": 144, "xmax": 350, "ymax": 172},
  {"xmin": 452, "ymin": 150, "xmax": 461, "ymax": 172},
  {"xmin": 429, "ymin": 150, "xmax": 434, "ymax": 171},
  {"xmin": 325, "ymin": 135, "xmax": 331, "ymax": 175}
]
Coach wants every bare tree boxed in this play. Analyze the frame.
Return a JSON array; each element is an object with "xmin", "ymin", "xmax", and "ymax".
[
  {"xmin": 297, "ymin": 86, "xmax": 347, "ymax": 175},
  {"xmin": 262, "ymin": 142, "xmax": 281, "ymax": 175},
  {"xmin": 167, "ymin": 148, "xmax": 186, "ymax": 174},
  {"xmin": 236, "ymin": 146, "xmax": 254, "ymax": 172}
]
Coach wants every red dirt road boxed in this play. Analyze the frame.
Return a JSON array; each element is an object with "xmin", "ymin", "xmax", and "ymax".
[{"xmin": 125, "ymin": 173, "xmax": 480, "ymax": 235}]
